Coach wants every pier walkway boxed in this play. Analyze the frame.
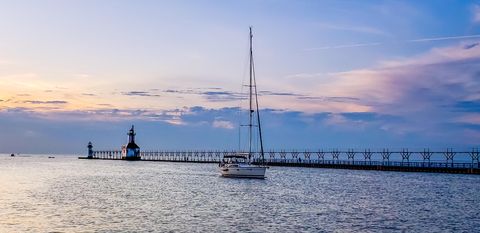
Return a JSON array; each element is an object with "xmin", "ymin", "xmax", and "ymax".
[{"xmin": 79, "ymin": 149, "xmax": 480, "ymax": 174}]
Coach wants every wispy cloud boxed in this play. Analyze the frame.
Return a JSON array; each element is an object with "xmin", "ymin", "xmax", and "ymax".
[
  {"xmin": 454, "ymin": 101, "xmax": 480, "ymax": 113},
  {"xmin": 201, "ymin": 91, "xmax": 246, "ymax": 102},
  {"xmin": 122, "ymin": 91, "xmax": 161, "ymax": 97},
  {"xmin": 464, "ymin": 43, "xmax": 479, "ymax": 49},
  {"xmin": 305, "ymin": 42, "xmax": 381, "ymax": 51},
  {"xmin": 23, "ymin": 100, "xmax": 68, "ymax": 105},
  {"xmin": 162, "ymin": 88, "xmax": 243, "ymax": 101},
  {"xmin": 162, "ymin": 87, "xmax": 360, "ymax": 106},
  {"xmin": 316, "ymin": 22, "xmax": 388, "ymax": 36},
  {"xmin": 1, "ymin": 107, "xmax": 186, "ymax": 124},
  {"xmin": 408, "ymin": 35, "xmax": 480, "ymax": 42},
  {"xmin": 97, "ymin": 103, "xmax": 113, "ymax": 107},
  {"xmin": 212, "ymin": 118, "xmax": 235, "ymax": 129},
  {"xmin": 306, "ymin": 35, "xmax": 480, "ymax": 51},
  {"xmin": 298, "ymin": 96, "xmax": 360, "ymax": 103},
  {"xmin": 259, "ymin": 91, "xmax": 301, "ymax": 97},
  {"xmin": 473, "ymin": 4, "xmax": 480, "ymax": 23},
  {"xmin": 456, "ymin": 113, "xmax": 480, "ymax": 125}
]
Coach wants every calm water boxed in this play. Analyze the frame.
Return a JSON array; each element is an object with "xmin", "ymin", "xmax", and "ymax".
[{"xmin": 0, "ymin": 155, "xmax": 479, "ymax": 232}]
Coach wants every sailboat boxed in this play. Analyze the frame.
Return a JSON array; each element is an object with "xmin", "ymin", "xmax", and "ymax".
[{"xmin": 219, "ymin": 27, "xmax": 268, "ymax": 178}]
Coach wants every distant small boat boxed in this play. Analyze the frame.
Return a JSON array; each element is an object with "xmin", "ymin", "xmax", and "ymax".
[
  {"xmin": 48, "ymin": 156, "xmax": 55, "ymax": 159},
  {"xmin": 10, "ymin": 153, "xmax": 14, "ymax": 157}
]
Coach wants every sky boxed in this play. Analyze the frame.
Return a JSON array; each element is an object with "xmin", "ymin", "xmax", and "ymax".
[{"xmin": 1, "ymin": 0, "xmax": 480, "ymax": 154}]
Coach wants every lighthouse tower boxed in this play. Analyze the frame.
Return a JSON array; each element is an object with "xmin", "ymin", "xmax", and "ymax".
[
  {"xmin": 87, "ymin": 141, "xmax": 93, "ymax": 159},
  {"xmin": 121, "ymin": 125, "xmax": 141, "ymax": 160}
]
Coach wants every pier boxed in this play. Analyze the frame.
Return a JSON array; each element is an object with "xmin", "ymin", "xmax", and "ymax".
[{"xmin": 79, "ymin": 148, "xmax": 480, "ymax": 174}]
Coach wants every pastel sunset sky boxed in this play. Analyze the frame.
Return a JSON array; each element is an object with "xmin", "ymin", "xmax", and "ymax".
[{"xmin": 1, "ymin": 0, "xmax": 480, "ymax": 153}]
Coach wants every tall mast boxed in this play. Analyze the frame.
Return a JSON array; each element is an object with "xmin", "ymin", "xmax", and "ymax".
[
  {"xmin": 249, "ymin": 26, "xmax": 253, "ymax": 157},
  {"xmin": 249, "ymin": 27, "xmax": 265, "ymax": 164}
]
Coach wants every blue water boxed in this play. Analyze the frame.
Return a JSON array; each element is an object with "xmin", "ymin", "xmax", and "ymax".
[{"xmin": 0, "ymin": 155, "xmax": 479, "ymax": 232}]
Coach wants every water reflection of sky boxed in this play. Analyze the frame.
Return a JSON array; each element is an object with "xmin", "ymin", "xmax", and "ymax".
[{"xmin": 0, "ymin": 155, "xmax": 479, "ymax": 232}]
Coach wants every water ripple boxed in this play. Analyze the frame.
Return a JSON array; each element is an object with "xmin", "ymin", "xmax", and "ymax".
[{"xmin": 0, "ymin": 156, "xmax": 479, "ymax": 232}]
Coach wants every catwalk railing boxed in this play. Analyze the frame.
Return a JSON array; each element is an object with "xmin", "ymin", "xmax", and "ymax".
[{"xmin": 87, "ymin": 148, "xmax": 480, "ymax": 170}]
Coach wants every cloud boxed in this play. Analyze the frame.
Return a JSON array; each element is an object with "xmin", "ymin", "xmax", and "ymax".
[
  {"xmin": 408, "ymin": 35, "xmax": 480, "ymax": 43},
  {"xmin": 464, "ymin": 43, "xmax": 479, "ymax": 50},
  {"xmin": 456, "ymin": 113, "xmax": 480, "ymax": 125},
  {"xmin": 1, "ymin": 104, "xmax": 477, "ymax": 152},
  {"xmin": 201, "ymin": 91, "xmax": 246, "ymax": 102},
  {"xmin": 323, "ymin": 113, "xmax": 348, "ymax": 126},
  {"xmin": 297, "ymin": 96, "xmax": 360, "ymax": 103},
  {"xmin": 212, "ymin": 118, "xmax": 235, "ymax": 129},
  {"xmin": 0, "ymin": 105, "xmax": 233, "ymax": 130},
  {"xmin": 305, "ymin": 42, "xmax": 381, "ymax": 51},
  {"xmin": 23, "ymin": 100, "xmax": 68, "ymax": 104},
  {"xmin": 258, "ymin": 91, "xmax": 301, "ymax": 97},
  {"xmin": 0, "ymin": 106, "xmax": 178, "ymax": 123},
  {"xmin": 202, "ymin": 89, "xmax": 304, "ymax": 101},
  {"xmin": 1, "ymin": 41, "xmax": 479, "ymax": 149},
  {"xmin": 315, "ymin": 22, "xmax": 388, "ymax": 36},
  {"xmin": 322, "ymin": 42, "xmax": 480, "ymax": 136},
  {"xmin": 121, "ymin": 91, "xmax": 161, "ymax": 97},
  {"xmin": 306, "ymin": 35, "xmax": 480, "ymax": 51},
  {"xmin": 473, "ymin": 5, "xmax": 480, "ymax": 23},
  {"xmin": 453, "ymin": 100, "xmax": 480, "ymax": 112},
  {"xmin": 161, "ymin": 88, "xmax": 244, "ymax": 102},
  {"xmin": 163, "ymin": 87, "xmax": 353, "ymax": 104},
  {"xmin": 163, "ymin": 89, "xmax": 182, "ymax": 93},
  {"xmin": 164, "ymin": 87, "xmax": 284, "ymax": 102}
]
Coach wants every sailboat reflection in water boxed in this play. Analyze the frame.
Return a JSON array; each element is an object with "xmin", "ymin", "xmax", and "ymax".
[{"xmin": 219, "ymin": 27, "xmax": 268, "ymax": 178}]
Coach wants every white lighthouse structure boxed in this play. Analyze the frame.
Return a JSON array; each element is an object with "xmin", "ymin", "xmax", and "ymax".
[{"xmin": 121, "ymin": 125, "xmax": 141, "ymax": 160}]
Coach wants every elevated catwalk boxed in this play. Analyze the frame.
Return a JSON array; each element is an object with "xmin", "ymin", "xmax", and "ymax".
[{"xmin": 79, "ymin": 148, "xmax": 480, "ymax": 175}]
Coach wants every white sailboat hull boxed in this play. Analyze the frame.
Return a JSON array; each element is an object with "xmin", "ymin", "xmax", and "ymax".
[{"xmin": 219, "ymin": 165, "xmax": 267, "ymax": 178}]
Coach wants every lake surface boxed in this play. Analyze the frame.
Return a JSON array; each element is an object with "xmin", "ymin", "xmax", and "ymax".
[{"xmin": 0, "ymin": 155, "xmax": 479, "ymax": 232}]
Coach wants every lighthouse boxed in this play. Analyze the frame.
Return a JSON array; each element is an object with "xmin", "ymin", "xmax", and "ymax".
[
  {"xmin": 87, "ymin": 141, "xmax": 93, "ymax": 159},
  {"xmin": 121, "ymin": 125, "xmax": 141, "ymax": 160}
]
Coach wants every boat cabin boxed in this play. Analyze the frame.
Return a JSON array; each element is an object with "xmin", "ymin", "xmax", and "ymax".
[{"xmin": 222, "ymin": 154, "xmax": 249, "ymax": 164}]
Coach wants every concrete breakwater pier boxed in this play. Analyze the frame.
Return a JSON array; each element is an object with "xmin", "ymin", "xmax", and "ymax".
[{"xmin": 79, "ymin": 148, "xmax": 480, "ymax": 174}]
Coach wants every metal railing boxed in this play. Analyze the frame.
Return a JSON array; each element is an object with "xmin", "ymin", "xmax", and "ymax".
[{"xmin": 89, "ymin": 148, "xmax": 480, "ymax": 168}]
